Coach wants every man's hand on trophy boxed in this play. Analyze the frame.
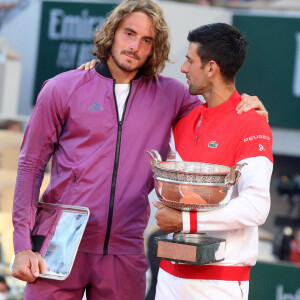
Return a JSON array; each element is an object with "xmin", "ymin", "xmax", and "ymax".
[
  {"xmin": 11, "ymin": 250, "xmax": 47, "ymax": 283},
  {"xmin": 152, "ymin": 200, "xmax": 183, "ymax": 233}
]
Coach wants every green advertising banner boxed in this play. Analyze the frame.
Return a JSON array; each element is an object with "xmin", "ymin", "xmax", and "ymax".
[
  {"xmin": 249, "ymin": 260, "xmax": 300, "ymax": 300},
  {"xmin": 33, "ymin": 1, "xmax": 117, "ymax": 103},
  {"xmin": 233, "ymin": 14, "xmax": 300, "ymax": 130}
]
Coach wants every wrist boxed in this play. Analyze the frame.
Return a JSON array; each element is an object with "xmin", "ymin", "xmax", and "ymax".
[{"xmin": 182, "ymin": 211, "xmax": 198, "ymax": 233}]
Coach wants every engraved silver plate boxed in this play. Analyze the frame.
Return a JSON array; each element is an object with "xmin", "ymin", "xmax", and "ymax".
[
  {"xmin": 36, "ymin": 202, "xmax": 90, "ymax": 280},
  {"xmin": 11, "ymin": 202, "xmax": 90, "ymax": 280}
]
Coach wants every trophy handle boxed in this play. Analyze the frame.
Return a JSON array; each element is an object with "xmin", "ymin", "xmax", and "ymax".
[
  {"xmin": 146, "ymin": 149, "xmax": 162, "ymax": 167},
  {"xmin": 225, "ymin": 163, "xmax": 247, "ymax": 186}
]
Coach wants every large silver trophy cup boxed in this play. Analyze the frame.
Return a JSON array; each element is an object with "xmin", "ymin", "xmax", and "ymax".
[{"xmin": 147, "ymin": 150, "xmax": 247, "ymax": 265}]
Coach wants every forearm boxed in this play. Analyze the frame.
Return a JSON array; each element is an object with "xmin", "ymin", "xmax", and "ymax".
[
  {"xmin": 13, "ymin": 156, "xmax": 48, "ymax": 252},
  {"xmin": 182, "ymin": 157, "xmax": 273, "ymax": 233}
]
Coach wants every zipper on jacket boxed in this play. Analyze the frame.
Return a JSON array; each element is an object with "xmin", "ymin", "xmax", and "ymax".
[
  {"xmin": 103, "ymin": 79, "xmax": 132, "ymax": 255},
  {"xmin": 195, "ymin": 115, "xmax": 203, "ymax": 145}
]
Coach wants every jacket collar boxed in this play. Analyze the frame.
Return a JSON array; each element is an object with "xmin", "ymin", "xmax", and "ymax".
[
  {"xmin": 95, "ymin": 60, "xmax": 142, "ymax": 80},
  {"xmin": 199, "ymin": 90, "xmax": 240, "ymax": 118}
]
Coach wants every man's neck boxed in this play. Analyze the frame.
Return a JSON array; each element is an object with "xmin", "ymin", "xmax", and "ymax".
[
  {"xmin": 203, "ymin": 82, "xmax": 236, "ymax": 108},
  {"xmin": 107, "ymin": 57, "xmax": 138, "ymax": 84}
]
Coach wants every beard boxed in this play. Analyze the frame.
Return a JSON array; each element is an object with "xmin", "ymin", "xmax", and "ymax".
[
  {"xmin": 111, "ymin": 46, "xmax": 142, "ymax": 73},
  {"xmin": 188, "ymin": 84, "xmax": 198, "ymax": 95}
]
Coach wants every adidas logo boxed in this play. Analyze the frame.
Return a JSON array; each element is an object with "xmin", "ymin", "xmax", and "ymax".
[{"xmin": 88, "ymin": 102, "xmax": 103, "ymax": 111}]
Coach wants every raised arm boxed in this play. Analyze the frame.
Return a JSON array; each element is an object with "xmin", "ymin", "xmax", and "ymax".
[{"xmin": 77, "ymin": 61, "xmax": 269, "ymax": 123}]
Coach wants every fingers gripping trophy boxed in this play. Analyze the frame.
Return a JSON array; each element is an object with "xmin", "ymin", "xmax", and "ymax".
[{"xmin": 147, "ymin": 150, "xmax": 247, "ymax": 265}]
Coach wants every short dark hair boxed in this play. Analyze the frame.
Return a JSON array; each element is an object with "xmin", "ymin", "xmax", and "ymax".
[{"xmin": 187, "ymin": 23, "xmax": 248, "ymax": 82}]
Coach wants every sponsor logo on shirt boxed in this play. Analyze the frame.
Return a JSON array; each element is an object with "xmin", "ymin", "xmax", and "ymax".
[
  {"xmin": 88, "ymin": 102, "xmax": 103, "ymax": 111},
  {"xmin": 244, "ymin": 135, "xmax": 270, "ymax": 142},
  {"xmin": 208, "ymin": 141, "xmax": 218, "ymax": 148}
]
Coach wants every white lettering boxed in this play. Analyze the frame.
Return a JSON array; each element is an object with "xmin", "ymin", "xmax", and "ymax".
[
  {"xmin": 56, "ymin": 43, "xmax": 78, "ymax": 68},
  {"xmin": 49, "ymin": 9, "xmax": 64, "ymax": 40},
  {"xmin": 244, "ymin": 135, "xmax": 270, "ymax": 142},
  {"xmin": 76, "ymin": 44, "xmax": 94, "ymax": 66},
  {"xmin": 276, "ymin": 285, "xmax": 300, "ymax": 300},
  {"xmin": 48, "ymin": 9, "xmax": 106, "ymax": 41},
  {"xmin": 277, "ymin": 285, "xmax": 283, "ymax": 300},
  {"xmin": 293, "ymin": 32, "xmax": 300, "ymax": 97}
]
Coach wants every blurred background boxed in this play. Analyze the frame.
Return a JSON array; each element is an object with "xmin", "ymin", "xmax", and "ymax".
[{"xmin": 0, "ymin": 0, "xmax": 300, "ymax": 299}]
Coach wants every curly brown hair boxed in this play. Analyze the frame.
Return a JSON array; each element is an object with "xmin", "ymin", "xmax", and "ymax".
[{"xmin": 93, "ymin": 0, "xmax": 170, "ymax": 79}]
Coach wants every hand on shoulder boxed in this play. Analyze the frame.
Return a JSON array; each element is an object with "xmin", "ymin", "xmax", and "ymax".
[
  {"xmin": 236, "ymin": 93, "xmax": 269, "ymax": 123},
  {"xmin": 77, "ymin": 59, "xmax": 100, "ymax": 71}
]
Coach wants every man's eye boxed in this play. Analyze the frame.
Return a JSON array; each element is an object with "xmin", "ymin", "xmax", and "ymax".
[
  {"xmin": 144, "ymin": 39, "xmax": 151, "ymax": 44},
  {"xmin": 126, "ymin": 32, "xmax": 132, "ymax": 36}
]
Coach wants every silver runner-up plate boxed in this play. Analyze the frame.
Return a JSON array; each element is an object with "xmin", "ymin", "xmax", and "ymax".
[{"xmin": 11, "ymin": 202, "xmax": 90, "ymax": 280}]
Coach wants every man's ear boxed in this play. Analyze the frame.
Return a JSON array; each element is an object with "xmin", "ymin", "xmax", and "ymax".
[{"xmin": 207, "ymin": 61, "xmax": 218, "ymax": 78}]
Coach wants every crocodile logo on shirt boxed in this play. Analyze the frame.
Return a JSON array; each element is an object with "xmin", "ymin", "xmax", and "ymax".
[
  {"xmin": 208, "ymin": 141, "xmax": 218, "ymax": 148},
  {"xmin": 88, "ymin": 102, "xmax": 103, "ymax": 111}
]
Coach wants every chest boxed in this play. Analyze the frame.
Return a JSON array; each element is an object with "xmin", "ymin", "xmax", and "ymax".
[
  {"xmin": 175, "ymin": 114, "xmax": 239, "ymax": 167},
  {"xmin": 58, "ymin": 81, "xmax": 182, "ymax": 159}
]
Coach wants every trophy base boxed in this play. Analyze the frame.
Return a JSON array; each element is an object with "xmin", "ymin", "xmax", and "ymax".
[{"xmin": 153, "ymin": 234, "xmax": 226, "ymax": 265}]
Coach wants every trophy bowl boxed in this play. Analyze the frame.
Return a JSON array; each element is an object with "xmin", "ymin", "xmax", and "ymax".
[
  {"xmin": 147, "ymin": 150, "xmax": 247, "ymax": 211},
  {"xmin": 154, "ymin": 178, "xmax": 229, "ymax": 211},
  {"xmin": 146, "ymin": 149, "xmax": 247, "ymax": 265}
]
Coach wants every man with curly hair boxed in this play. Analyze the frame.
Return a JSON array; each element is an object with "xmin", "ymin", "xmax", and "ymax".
[{"xmin": 11, "ymin": 1, "xmax": 266, "ymax": 299}]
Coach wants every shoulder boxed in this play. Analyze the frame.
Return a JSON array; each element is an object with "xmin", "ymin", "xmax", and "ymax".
[
  {"xmin": 35, "ymin": 69, "xmax": 100, "ymax": 110},
  {"xmin": 174, "ymin": 105, "xmax": 202, "ymax": 129},
  {"xmin": 40, "ymin": 69, "xmax": 96, "ymax": 96},
  {"xmin": 155, "ymin": 74, "xmax": 188, "ymax": 91},
  {"xmin": 154, "ymin": 75, "xmax": 200, "ymax": 108},
  {"xmin": 237, "ymin": 110, "xmax": 272, "ymax": 138},
  {"xmin": 234, "ymin": 110, "xmax": 273, "ymax": 163}
]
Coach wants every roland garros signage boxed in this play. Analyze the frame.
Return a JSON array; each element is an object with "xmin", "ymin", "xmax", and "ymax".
[{"xmin": 34, "ymin": 1, "xmax": 117, "ymax": 103}]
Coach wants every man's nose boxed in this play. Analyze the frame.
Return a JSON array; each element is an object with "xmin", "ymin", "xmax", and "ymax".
[
  {"xmin": 130, "ymin": 39, "xmax": 139, "ymax": 52},
  {"xmin": 181, "ymin": 61, "xmax": 188, "ymax": 73}
]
